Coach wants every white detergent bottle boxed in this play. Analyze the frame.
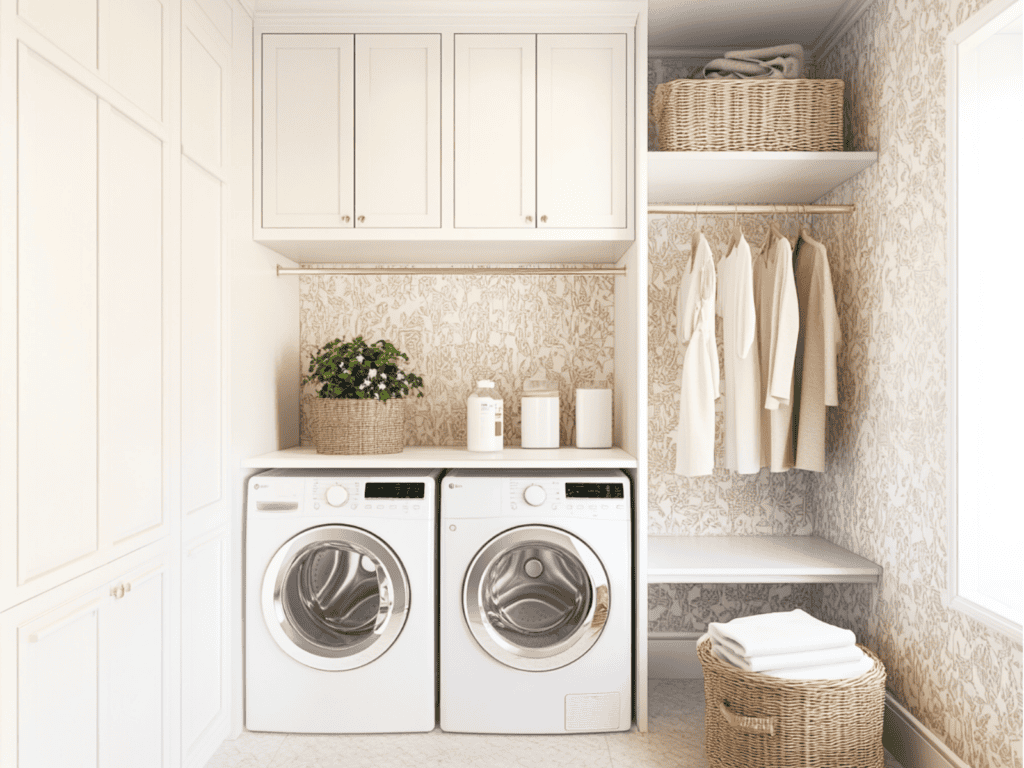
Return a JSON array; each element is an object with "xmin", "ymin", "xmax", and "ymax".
[{"xmin": 467, "ymin": 380, "xmax": 503, "ymax": 452}]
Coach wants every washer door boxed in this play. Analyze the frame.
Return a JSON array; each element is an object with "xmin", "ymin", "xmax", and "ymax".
[
  {"xmin": 463, "ymin": 525, "xmax": 609, "ymax": 671},
  {"xmin": 262, "ymin": 524, "xmax": 409, "ymax": 671}
]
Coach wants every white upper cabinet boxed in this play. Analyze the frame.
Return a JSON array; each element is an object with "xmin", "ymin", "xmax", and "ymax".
[
  {"xmin": 262, "ymin": 34, "xmax": 354, "ymax": 228},
  {"xmin": 261, "ymin": 33, "xmax": 440, "ymax": 229},
  {"xmin": 454, "ymin": 34, "xmax": 536, "ymax": 228},
  {"xmin": 537, "ymin": 34, "xmax": 627, "ymax": 229},
  {"xmin": 355, "ymin": 35, "xmax": 441, "ymax": 228}
]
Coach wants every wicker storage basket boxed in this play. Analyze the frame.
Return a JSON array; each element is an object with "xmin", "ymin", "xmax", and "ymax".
[
  {"xmin": 698, "ymin": 637, "xmax": 885, "ymax": 768},
  {"xmin": 651, "ymin": 79, "xmax": 844, "ymax": 152},
  {"xmin": 310, "ymin": 397, "xmax": 404, "ymax": 455}
]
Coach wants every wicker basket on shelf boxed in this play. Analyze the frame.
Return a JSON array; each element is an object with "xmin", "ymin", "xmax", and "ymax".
[
  {"xmin": 697, "ymin": 637, "xmax": 886, "ymax": 768},
  {"xmin": 651, "ymin": 79, "xmax": 844, "ymax": 152},
  {"xmin": 309, "ymin": 397, "xmax": 404, "ymax": 455}
]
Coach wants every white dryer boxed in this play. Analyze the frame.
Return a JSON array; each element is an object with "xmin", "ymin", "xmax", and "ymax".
[
  {"xmin": 246, "ymin": 468, "xmax": 440, "ymax": 733},
  {"xmin": 440, "ymin": 469, "xmax": 632, "ymax": 734}
]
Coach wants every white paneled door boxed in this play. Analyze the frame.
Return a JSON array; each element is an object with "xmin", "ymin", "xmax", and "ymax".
[
  {"xmin": 537, "ymin": 34, "xmax": 627, "ymax": 229},
  {"xmin": 354, "ymin": 34, "xmax": 441, "ymax": 228},
  {"xmin": 454, "ymin": 34, "xmax": 536, "ymax": 228},
  {"xmin": 261, "ymin": 34, "xmax": 354, "ymax": 228}
]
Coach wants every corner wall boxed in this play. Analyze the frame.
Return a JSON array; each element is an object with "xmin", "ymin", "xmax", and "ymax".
[{"xmin": 812, "ymin": 1, "xmax": 1022, "ymax": 766}]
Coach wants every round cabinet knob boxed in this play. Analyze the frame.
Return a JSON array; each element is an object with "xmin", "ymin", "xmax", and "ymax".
[
  {"xmin": 326, "ymin": 485, "xmax": 349, "ymax": 507},
  {"xmin": 523, "ymin": 485, "xmax": 546, "ymax": 507}
]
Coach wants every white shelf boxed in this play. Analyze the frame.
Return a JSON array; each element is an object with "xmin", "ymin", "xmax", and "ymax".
[
  {"xmin": 648, "ymin": 535, "xmax": 882, "ymax": 584},
  {"xmin": 648, "ymin": 151, "xmax": 878, "ymax": 205},
  {"xmin": 243, "ymin": 445, "xmax": 639, "ymax": 470}
]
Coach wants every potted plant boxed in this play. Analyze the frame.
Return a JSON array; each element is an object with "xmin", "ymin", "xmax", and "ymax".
[{"xmin": 303, "ymin": 336, "xmax": 424, "ymax": 455}]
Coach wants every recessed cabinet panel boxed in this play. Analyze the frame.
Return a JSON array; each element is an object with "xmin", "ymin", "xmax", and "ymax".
[
  {"xmin": 537, "ymin": 35, "xmax": 626, "ymax": 228},
  {"xmin": 182, "ymin": 532, "xmax": 226, "ymax": 751},
  {"xmin": 98, "ymin": 107, "xmax": 164, "ymax": 546},
  {"xmin": 100, "ymin": 567, "xmax": 165, "ymax": 768},
  {"xmin": 182, "ymin": 29, "xmax": 224, "ymax": 171},
  {"xmin": 181, "ymin": 160, "xmax": 223, "ymax": 516},
  {"xmin": 107, "ymin": 0, "xmax": 164, "ymax": 120},
  {"xmin": 17, "ymin": 46, "xmax": 99, "ymax": 584},
  {"xmin": 18, "ymin": 0, "xmax": 98, "ymax": 70},
  {"xmin": 355, "ymin": 34, "xmax": 440, "ymax": 228},
  {"xmin": 454, "ymin": 35, "xmax": 536, "ymax": 228},
  {"xmin": 262, "ymin": 34, "xmax": 354, "ymax": 228},
  {"xmin": 19, "ymin": 598, "xmax": 100, "ymax": 768}
]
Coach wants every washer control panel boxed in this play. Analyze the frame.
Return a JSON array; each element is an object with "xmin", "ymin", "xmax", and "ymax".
[
  {"xmin": 247, "ymin": 472, "xmax": 436, "ymax": 520},
  {"xmin": 506, "ymin": 477, "xmax": 628, "ymax": 519}
]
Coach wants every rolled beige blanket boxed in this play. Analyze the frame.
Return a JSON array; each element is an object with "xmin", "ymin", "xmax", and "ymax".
[{"xmin": 701, "ymin": 43, "xmax": 805, "ymax": 79}]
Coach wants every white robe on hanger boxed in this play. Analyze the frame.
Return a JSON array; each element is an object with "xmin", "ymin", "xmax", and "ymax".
[
  {"xmin": 717, "ymin": 233, "xmax": 762, "ymax": 474},
  {"xmin": 675, "ymin": 233, "xmax": 720, "ymax": 477}
]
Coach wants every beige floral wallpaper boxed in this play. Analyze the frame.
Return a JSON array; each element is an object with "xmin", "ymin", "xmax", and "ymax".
[
  {"xmin": 810, "ymin": 1, "xmax": 1023, "ymax": 766},
  {"xmin": 298, "ymin": 268, "xmax": 614, "ymax": 448}
]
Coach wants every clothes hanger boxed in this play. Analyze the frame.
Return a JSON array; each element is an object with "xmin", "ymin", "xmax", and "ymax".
[{"xmin": 726, "ymin": 207, "xmax": 743, "ymax": 254}]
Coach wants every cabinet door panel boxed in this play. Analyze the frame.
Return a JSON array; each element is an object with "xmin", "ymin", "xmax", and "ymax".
[
  {"xmin": 537, "ymin": 34, "xmax": 626, "ymax": 228},
  {"xmin": 98, "ymin": 107, "xmax": 164, "ymax": 546},
  {"xmin": 181, "ymin": 532, "xmax": 226, "ymax": 751},
  {"xmin": 17, "ymin": 45, "xmax": 99, "ymax": 584},
  {"xmin": 107, "ymin": 0, "xmax": 164, "ymax": 120},
  {"xmin": 181, "ymin": 160, "xmax": 223, "ymax": 516},
  {"xmin": 355, "ymin": 34, "xmax": 440, "ymax": 228},
  {"xmin": 454, "ymin": 35, "xmax": 535, "ymax": 228},
  {"xmin": 182, "ymin": 28, "xmax": 224, "ymax": 172},
  {"xmin": 19, "ymin": 597, "xmax": 101, "ymax": 768},
  {"xmin": 262, "ymin": 34, "xmax": 354, "ymax": 228},
  {"xmin": 100, "ymin": 566, "xmax": 166, "ymax": 768},
  {"xmin": 18, "ymin": 0, "xmax": 98, "ymax": 70}
]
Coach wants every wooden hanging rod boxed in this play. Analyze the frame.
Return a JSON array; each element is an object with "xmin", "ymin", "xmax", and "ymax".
[
  {"xmin": 647, "ymin": 204, "xmax": 855, "ymax": 215},
  {"xmin": 276, "ymin": 265, "xmax": 627, "ymax": 277}
]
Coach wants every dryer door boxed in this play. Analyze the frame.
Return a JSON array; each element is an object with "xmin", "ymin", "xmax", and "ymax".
[
  {"xmin": 262, "ymin": 524, "xmax": 410, "ymax": 671},
  {"xmin": 462, "ymin": 525, "xmax": 609, "ymax": 671}
]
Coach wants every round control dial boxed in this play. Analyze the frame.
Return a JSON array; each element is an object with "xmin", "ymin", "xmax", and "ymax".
[
  {"xmin": 523, "ymin": 484, "xmax": 547, "ymax": 507},
  {"xmin": 325, "ymin": 485, "xmax": 349, "ymax": 507}
]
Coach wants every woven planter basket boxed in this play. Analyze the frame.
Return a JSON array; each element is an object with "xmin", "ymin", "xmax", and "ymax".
[
  {"xmin": 651, "ymin": 79, "xmax": 844, "ymax": 152},
  {"xmin": 698, "ymin": 637, "xmax": 885, "ymax": 768},
  {"xmin": 310, "ymin": 397, "xmax": 404, "ymax": 455}
]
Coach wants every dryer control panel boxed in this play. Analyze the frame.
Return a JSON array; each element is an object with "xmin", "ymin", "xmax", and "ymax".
[
  {"xmin": 248, "ymin": 470, "xmax": 437, "ymax": 520},
  {"xmin": 442, "ymin": 470, "xmax": 630, "ymax": 521}
]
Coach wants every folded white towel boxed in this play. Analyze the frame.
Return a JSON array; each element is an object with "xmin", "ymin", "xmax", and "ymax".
[
  {"xmin": 712, "ymin": 639, "xmax": 866, "ymax": 672},
  {"xmin": 708, "ymin": 609, "xmax": 856, "ymax": 657},
  {"xmin": 762, "ymin": 651, "xmax": 874, "ymax": 680}
]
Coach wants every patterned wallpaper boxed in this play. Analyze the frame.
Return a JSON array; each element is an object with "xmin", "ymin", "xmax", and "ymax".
[
  {"xmin": 811, "ymin": 1, "xmax": 1023, "ymax": 767},
  {"xmin": 298, "ymin": 269, "xmax": 614, "ymax": 448}
]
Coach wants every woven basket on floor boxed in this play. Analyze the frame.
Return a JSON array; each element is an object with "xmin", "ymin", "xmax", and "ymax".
[
  {"xmin": 698, "ymin": 637, "xmax": 885, "ymax": 768},
  {"xmin": 310, "ymin": 397, "xmax": 404, "ymax": 455},
  {"xmin": 650, "ymin": 79, "xmax": 844, "ymax": 152}
]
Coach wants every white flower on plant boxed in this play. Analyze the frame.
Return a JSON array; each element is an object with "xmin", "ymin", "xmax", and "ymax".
[
  {"xmin": 368, "ymin": 368, "xmax": 377, "ymax": 378},
  {"xmin": 380, "ymin": 373, "xmax": 387, "ymax": 380},
  {"xmin": 355, "ymin": 355, "xmax": 364, "ymax": 363},
  {"xmin": 397, "ymin": 372, "xmax": 405, "ymax": 380},
  {"xmin": 378, "ymin": 383, "xmax": 386, "ymax": 390},
  {"xmin": 373, "ymin": 392, "xmax": 380, "ymax": 400}
]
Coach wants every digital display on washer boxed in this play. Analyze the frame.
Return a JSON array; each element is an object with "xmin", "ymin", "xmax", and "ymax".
[
  {"xmin": 364, "ymin": 482, "xmax": 426, "ymax": 499},
  {"xmin": 565, "ymin": 482, "xmax": 625, "ymax": 499}
]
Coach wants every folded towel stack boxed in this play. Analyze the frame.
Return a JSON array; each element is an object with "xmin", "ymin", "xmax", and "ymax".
[
  {"xmin": 700, "ymin": 44, "xmax": 805, "ymax": 80},
  {"xmin": 703, "ymin": 609, "xmax": 874, "ymax": 680}
]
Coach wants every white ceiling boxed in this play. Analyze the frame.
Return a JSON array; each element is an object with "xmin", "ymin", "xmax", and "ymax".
[{"xmin": 647, "ymin": 0, "xmax": 864, "ymax": 59}]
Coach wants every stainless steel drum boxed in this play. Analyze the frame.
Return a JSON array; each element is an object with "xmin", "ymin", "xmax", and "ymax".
[
  {"xmin": 262, "ymin": 524, "xmax": 409, "ymax": 671},
  {"xmin": 462, "ymin": 525, "xmax": 609, "ymax": 671}
]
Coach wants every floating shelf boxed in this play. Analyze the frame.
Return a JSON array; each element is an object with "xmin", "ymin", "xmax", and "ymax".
[
  {"xmin": 243, "ymin": 445, "xmax": 639, "ymax": 470},
  {"xmin": 648, "ymin": 535, "xmax": 882, "ymax": 584},
  {"xmin": 648, "ymin": 151, "xmax": 878, "ymax": 206}
]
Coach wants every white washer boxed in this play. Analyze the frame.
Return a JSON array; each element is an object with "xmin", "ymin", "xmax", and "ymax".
[
  {"xmin": 246, "ymin": 468, "xmax": 440, "ymax": 733},
  {"xmin": 440, "ymin": 469, "xmax": 632, "ymax": 734}
]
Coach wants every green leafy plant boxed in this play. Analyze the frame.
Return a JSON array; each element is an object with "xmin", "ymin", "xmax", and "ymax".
[{"xmin": 303, "ymin": 336, "xmax": 424, "ymax": 401}]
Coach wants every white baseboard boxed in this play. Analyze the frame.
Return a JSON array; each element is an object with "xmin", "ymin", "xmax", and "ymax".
[
  {"xmin": 647, "ymin": 634, "xmax": 970, "ymax": 768},
  {"xmin": 883, "ymin": 693, "xmax": 971, "ymax": 768}
]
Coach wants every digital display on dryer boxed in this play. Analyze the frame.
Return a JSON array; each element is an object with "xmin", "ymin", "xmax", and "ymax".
[
  {"xmin": 364, "ymin": 482, "xmax": 426, "ymax": 499},
  {"xmin": 565, "ymin": 482, "xmax": 624, "ymax": 499}
]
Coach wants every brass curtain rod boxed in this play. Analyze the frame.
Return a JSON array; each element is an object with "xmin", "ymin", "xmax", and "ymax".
[
  {"xmin": 276, "ymin": 265, "xmax": 627, "ymax": 277},
  {"xmin": 647, "ymin": 203, "xmax": 855, "ymax": 215}
]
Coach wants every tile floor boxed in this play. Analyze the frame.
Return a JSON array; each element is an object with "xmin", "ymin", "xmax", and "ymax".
[{"xmin": 206, "ymin": 679, "xmax": 904, "ymax": 768}]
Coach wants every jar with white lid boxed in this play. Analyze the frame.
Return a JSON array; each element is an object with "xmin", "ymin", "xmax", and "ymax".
[
  {"xmin": 521, "ymin": 379, "xmax": 559, "ymax": 448},
  {"xmin": 467, "ymin": 380, "xmax": 503, "ymax": 452}
]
